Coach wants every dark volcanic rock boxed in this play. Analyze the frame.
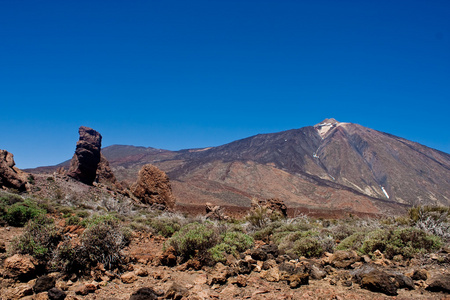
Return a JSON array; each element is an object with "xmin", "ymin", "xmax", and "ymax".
[
  {"xmin": 130, "ymin": 287, "xmax": 158, "ymax": 300},
  {"xmin": 48, "ymin": 287, "xmax": 67, "ymax": 300},
  {"xmin": 360, "ymin": 269, "xmax": 398, "ymax": 296},
  {"xmin": 68, "ymin": 126, "xmax": 102, "ymax": 185},
  {"xmin": 426, "ymin": 274, "xmax": 450, "ymax": 293},
  {"xmin": 33, "ymin": 275, "xmax": 56, "ymax": 293},
  {"xmin": 131, "ymin": 164, "xmax": 175, "ymax": 210},
  {"xmin": 0, "ymin": 150, "xmax": 28, "ymax": 191}
]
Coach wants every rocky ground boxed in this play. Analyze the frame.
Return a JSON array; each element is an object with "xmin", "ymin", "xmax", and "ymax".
[{"xmin": 1, "ymin": 225, "xmax": 449, "ymax": 300}]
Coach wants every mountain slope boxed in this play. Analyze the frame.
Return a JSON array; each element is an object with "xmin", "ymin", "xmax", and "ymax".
[{"xmin": 28, "ymin": 119, "xmax": 450, "ymax": 215}]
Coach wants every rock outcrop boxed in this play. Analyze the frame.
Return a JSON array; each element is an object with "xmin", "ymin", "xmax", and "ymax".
[
  {"xmin": 95, "ymin": 154, "xmax": 118, "ymax": 187},
  {"xmin": 0, "ymin": 150, "xmax": 28, "ymax": 192},
  {"xmin": 251, "ymin": 198, "xmax": 287, "ymax": 217},
  {"xmin": 131, "ymin": 164, "xmax": 175, "ymax": 210},
  {"xmin": 68, "ymin": 126, "xmax": 102, "ymax": 185}
]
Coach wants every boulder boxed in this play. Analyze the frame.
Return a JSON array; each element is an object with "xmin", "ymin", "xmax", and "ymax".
[
  {"xmin": 164, "ymin": 282, "xmax": 188, "ymax": 299},
  {"xmin": 47, "ymin": 287, "xmax": 66, "ymax": 300},
  {"xmin": 131, "ymin": 164, "xmax": 175, "ymax": 210},
  {"xmin": 33, "ymin": 275, "xmax": 56, "ymax": 293},
  {"xmin": 68, "ymin": 126, "xmax": 102, "ymax": 185},
  {"xmin": 426, "ymin": 274, "xmax": 450, "ymax": 293},
  {"xmin": 3, "ymin": 254, "xmax": 37, "ymax": 281},
  {"xmin": 360, "ymin": 269, "xmax": 398, "ymax": 296},
  {"xmin": 0, "ymin": 150, "xmax": 28, "ymax": 191},
  {"xmin": 129, "ymin": 287, "xmax": 158, "ymax": 300},
  {"xmin": 74, "ymin": 283, "xmax": 97, "ymax": 295},
  {"xmin": 412, "ymin": 269, "xmax": 429, "ymax": 281},
  {"xmin": 159, "ymin": 246, "xmax": 177, "ymax": 267},
  {"xmin": 121, "ymin": 272, "xmax": 138, "ymax": 284},
  {"xmin": 329, "ymin": 250, "xmax": 359, "ymax": 268},
  {"xmin": 260, "ymin": 266, "xmax": 280, "ymax": 282},
  {"xmin": 207, "ymin": 263, "xmax": 230, "ymax": 285},
  {"xmin": 288, "ymin": 273, "xmax": 309, "ymax": 289}
]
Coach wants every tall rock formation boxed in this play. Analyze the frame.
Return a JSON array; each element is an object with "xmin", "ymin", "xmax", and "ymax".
[
  {"xmin": 131, "ymin": 164, "xmax": 175, "ymax": 210},
  {"xmin": 0, "ymin": 150, "xmax": 28, "ymax": 192},
  {"xmin": 67, "ymin": 126, "xmax": 103, "ymax": 185}
]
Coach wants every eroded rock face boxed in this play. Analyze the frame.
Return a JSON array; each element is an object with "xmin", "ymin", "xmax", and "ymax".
[
  {"xmin": 95, "ymin": 154, "xmax": 118, "ymax": 187},
  {"xmin": 68, "ymin": 126, "xmax": 102, "ymax": 185},
  {"xmin": 3, "ymin": 254, "xmax": 37, "ymax": 281},
  {"xmin": 131, "ymin": 164, "xmax": 175, "ymax": 210},
  {"xmin": 0, "ymin": 150, "xmax": 28, "ymax": 192}
]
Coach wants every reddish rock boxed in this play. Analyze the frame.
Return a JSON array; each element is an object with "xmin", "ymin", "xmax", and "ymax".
[
  {"xmin": 329, "ymin": 250, "xmax": 359, "ymax": 269},
  {"xmin": 121, "ymin": 272, "xmax": 138, "ymax": 284},
  {"xmin": 207, "ymin": 263, "xmax": 230, "ymax": 285},
  {"xmin": 68, "ymin": 126, "xmax": 102, "ymax": 185},
  {"xmin": 3, "ymin": 254, "xmax": 37, "ymax": 280},
  {"xmin": 131, "ymin": 164, "xmax": 175, "ymax": 210},
  {"xmin": 0, "ymin": 150, "xmax": 28, "ymax": 191},
  {"xmin": 95, "ymin": 154, "xmax": 118, "ymax": 187},
  {"xmin": 205, "ymin": 202, "xmax": 229, "ymax": 220},
  {"xmin": 159, "ymin": 246, "xmax": 177, "ymax": 267},
  {"xmin": 74, "ymin": 283, "xmax": 97, "ymax": 295}
]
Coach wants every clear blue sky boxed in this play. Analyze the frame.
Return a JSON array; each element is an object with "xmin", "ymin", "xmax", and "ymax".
[{"xmin": 1, "ymin": 0, "xmax": 449, "ymax": 168}]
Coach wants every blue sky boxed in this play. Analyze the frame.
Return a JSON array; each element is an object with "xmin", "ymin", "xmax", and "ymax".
[{"xmin": 1, "ymin": 0, "xmax": 449, "ymax": 168}]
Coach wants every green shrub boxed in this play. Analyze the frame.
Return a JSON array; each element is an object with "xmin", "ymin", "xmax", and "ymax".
[
  {"xmin": 9, "ymin": 216, "xmax": 61, "ymax": 261},
  {"xmin": 292, "ymin": 236, "xmax": 323, "ymax": 258},
  {"xmin": 360, "ymin": 227, "xmax": 442, "ymax": 258},
  {"xmin": 65, "ymin": 215, "xmax": 81, "ymax": 226},
  {"xmin": 336, "ymin": 231, "xmax": 366, "ymax": 251},
  {"xmin": 168, "ymin": 222, "xmax": 219, "ymax": 263},
  {"xmin": 4, "ymin": 200, "xmax": 46, "ymax": 227},
  {"xmin": 150, "ymin": 218, "xmax": 182, "ymax": 237},
  {"xmin": 247, "ymin": 206, "xmax": 271, "ymax": 229}
]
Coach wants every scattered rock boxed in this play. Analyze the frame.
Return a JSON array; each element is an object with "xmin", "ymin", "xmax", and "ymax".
[
  {"xmin": 164, "ymin": 282, "xmax": 188, "ymax": 299},
  {"xmin": 329, "ymin": 250, "xmax": 359, "ymax": 269},
  {"xmin": 260, "ymin": 266, "xmax": 280, "ymax": 282},
  {"xmin": 260, "ymin": 244, "xmax": 279, "ymax": 258},
  {"xmin": 237, "ymin": 260, "xmax": 252, "ymax": 275},
  {"xmin": 392, "ymin": 273, "xmax": 414, "ymax": 290},
  {"xmin": 360, "ymin": 269, "xmax": 398, "ymax": 296},
  {"xmin": 129, "ymin": 287, "xmax": 158, "ymax": 300},
  {"xmin": 134, "ymin": 267, "xmax": 149, "ymax": 277},
  {"xmin": 310, "ymin": 265, "xmax": 327, "ymax": 280},
  {"xmin": 230, "ymin": 275, "xmax": 247, "ymax": 287},
  {"xmin": 250, "ymin": 248, "xmax": 268, "ymax": 261},
  {"xmin": 288, "ymin": 273, "xmax": 309, "ymax": 289},
  {"xmin": 121, "ymin": 272, "xmax": 138, "ymax": 284},
  {"xmin": 67, "ymin": 126, "xmax": 103, "ymax": 185},
  {"xmin": 131, "ymin": 164, "xmax": 175, "ymax": 210},
  {"xmin": 48, "ymin": 287, "xmax": 67, "ymax": 300},
  {"xmin": 426, "ymin": 274, "xmax": 450, "ymax": 293},
  {"xmin": 412, "ymin": 269, "xmax": 429, "ymax": 281},
  {"xmin": 0, "ymin": 149, "xmax": 28, "ymax": 191},
  {"xmin": 3, "ymin": 254, "xmax": 37, "ymax": 281},
  {"xmin": 207, "ymin": 263, "xmax": 230, "ymax": 285},
  {"xmin": 74, "ymin": 283, "xmax": 97, "ymax": 295},
  {"xmin": 33, "ymin": 275, "xmax": 56, "ymax": 293},
  {"xmin": 159, "ymin": 246, "xmax": 177, "ymax": 267}
]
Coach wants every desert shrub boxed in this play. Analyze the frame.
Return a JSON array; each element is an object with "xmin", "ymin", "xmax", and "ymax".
[
  {"xmin": 252, "ymin": 221, "xmax": 284, "ymax": 242},
  {"xmin": 360, "ymin": 227, "xmax": 442, "ymax": 258},
  {"xmin": 65, "ymin": 215, "xmax": 81, "ymax": 226},
  {"xmin": 336, "ymin": 231, "xmax": 366, "ymax": 251},
  {"xmin": 292, "ymin": 236, "xmax": 323, "ymax": 258},
  {"xmin": 168, "ymin": 222, "xmax": 219, "ymax": 263},
  {"xmin": 3, "ymin": 199, "xmax": 46, "ymax": 227},
  {"xmin": 150, "ymin": 217, "xmax": 182, "ymax": 237},
  {"xmin": 76, "ymin": 210, "xmax": 90, "ymax": 218},
  {"xmin": 408, "ymin": 206, "xmax": 450, "ymax": 242},
  {"xmin": 9, "ymin": 216, "xmax": 61, "ymax": 261},
  {"xmin": 209, "ymin": 231, "xmax": 254, "ymax": 263},
  {"xmin": 246, "ymin": 206, "xmax": 271, "ymax": 229}
]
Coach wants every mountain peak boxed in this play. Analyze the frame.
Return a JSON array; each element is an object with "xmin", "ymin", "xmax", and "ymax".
[{"xmin": 315, "ymin": 118, "xmax": 340, "ymax": 126}]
